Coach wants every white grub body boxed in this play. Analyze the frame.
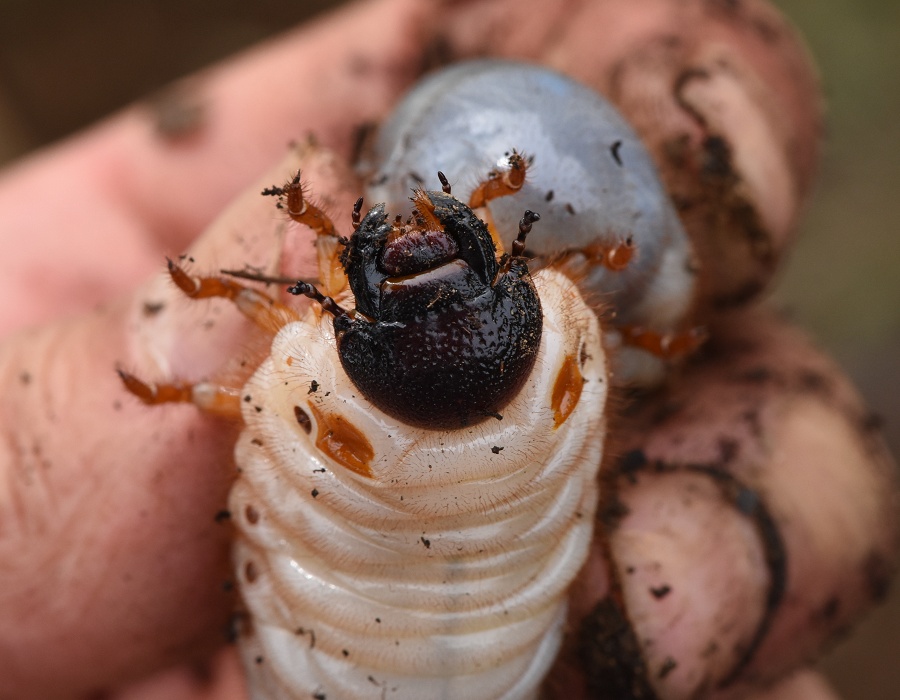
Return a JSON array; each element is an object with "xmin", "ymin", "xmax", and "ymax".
[{"xmin": 230, "ymin": 268, "xmax": 608, "ymax": 699}]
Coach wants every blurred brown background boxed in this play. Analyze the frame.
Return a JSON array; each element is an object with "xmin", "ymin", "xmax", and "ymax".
[
  {"xmin": 771, "ymin": 3, "xmax": 900, "ymax": 697},
  {"xmin": 0, "ymin": 0, "xmax": 897, "ymax": 697}
]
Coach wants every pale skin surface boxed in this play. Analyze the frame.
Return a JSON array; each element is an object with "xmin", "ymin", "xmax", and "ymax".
[{"xmin": 0, "ymin": 1, "xmax": 884, "ymax": 699}]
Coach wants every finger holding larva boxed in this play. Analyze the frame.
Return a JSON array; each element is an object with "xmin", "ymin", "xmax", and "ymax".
[
  {"xmin": 113, "ymin": 4, "xmax": 839, "ymax": 698},
  {"xmin": 122, "ymin": 51, "xmax": 823, "ymax": 700},
  {"xmin": 433, "ymin": 0, "xmax": 822, "ymax": 312},
  {"xmin": 125, "ymin": 141, "xmax": 359, "ymax": 383},
  {"xmin": 549, "ymin": 308, "xmax": 898, "ymax": 699},
  {"xmin": 0, "ymin": 143, "xmax": 356, "ymax": 700},
  {"xmin": 598, "ymin": 7, "xmax": 822, "ymax": 314}
]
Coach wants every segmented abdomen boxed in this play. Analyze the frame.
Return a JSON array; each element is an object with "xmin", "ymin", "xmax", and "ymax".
[{"xmin": 230, "ymin": 268, "xmax": 607, "ymax": 699}]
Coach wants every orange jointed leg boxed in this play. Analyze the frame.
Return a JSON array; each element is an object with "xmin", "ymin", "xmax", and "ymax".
[
  {"xmin": 167, "ymin": 258, "xmax": 299, "ymax": 333},
  {"xmin": 118, "ymin": 258, "xmax": 289, "ymax": 417},
  {"xmin": 468, "ymin": 151, "xmax": 530, "ymax": 209},
  {"xmin": 465, "ymin": 151, "xmax": 530, "ymax": 253},
  {"xmin": 619, "ymin": 325, "xmax": 708, "ymax": 360},
  {"xmin": 574, "ymin": 237, "xmax": 636, "ymax": 271},
  {"xmin": 262, "ymin": 169, "xmax": 349, "ymax": 297},
  {"xmin": 117, "ymin": 370, "xmax": 243, "ymax": 417},
  {"xmin": 262, "ymin": 169, "xmax": 337, "ymax": 239}
]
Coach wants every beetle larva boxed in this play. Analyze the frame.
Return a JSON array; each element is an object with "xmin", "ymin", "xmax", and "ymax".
[
  {"xmin": 231, "ymin": 230, "xmax": 607, "ymax": 698},
  {"xmin": 121, "ymin": 175, "xmax": 609, "ymax": 698}
]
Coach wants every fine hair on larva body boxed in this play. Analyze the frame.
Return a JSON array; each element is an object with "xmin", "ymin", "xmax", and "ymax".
[{"xmin": 230, "ymin": 268, "xmax": 607, "ymax": 699}]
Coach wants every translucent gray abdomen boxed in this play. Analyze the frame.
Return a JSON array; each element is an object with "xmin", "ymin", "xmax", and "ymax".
[{"xmin": 362, "ymin": 60, "xmax": 697, "ymax": 333}]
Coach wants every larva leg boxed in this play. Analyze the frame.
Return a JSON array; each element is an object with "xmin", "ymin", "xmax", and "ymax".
[
  {"xmin": 167, "ymin": 258, "xmax": 299, "ymax": 333},
  {"xmin": 263, "ymin": 169, "xmax": 337, "ymax": 238},
  {"xmin": 117, "ymin": 371, "xmax": 243, "ymax": 417},
  {"xmin": 467, "ymin": 150, "xmax": 530, "ymax": 208},
  {"xmin": 580, "ymin": 237, "xmax": 635, "ymax": 271},
  {"xmin": 469, "ymin": 141, "xmax": 635, "ymax": 273},
  {"xmin": 618, "ymin": 325, "xmax": 708, "ymax": 360},
  {"xmin": 466, "ymin": 151, "xmax": 530, "ymax": 253},
  {"xmin": 119, "ymin": 259, "xmax": 300, "ymax": 417},
  {"xmin": 262, "ymin": 169, "xmax": 348, "ymax": 297},
  {"xmin": 537, "ymin": 237, "xmax": 636, "ymax": 275}
]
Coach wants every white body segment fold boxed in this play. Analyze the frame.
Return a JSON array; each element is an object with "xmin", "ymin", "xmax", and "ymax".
[{"xmin": 231, "ymin": 268, "xmax": 607, "ymax": 699}]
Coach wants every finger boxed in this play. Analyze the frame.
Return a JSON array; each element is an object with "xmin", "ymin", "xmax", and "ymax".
[
  {"xmin": 0, "ymin": 142, "xmax": 360, "ymax": 700},
  {"xmin": 437, "ymin": 0, "xmax": 822, "ymax": 311},
  {"xmin": 0, "ymin": 0, "xmax": 431, "ymax": 333},
  {"xmin": 0, "ymin": 302, "xmax": 236, "ymax": 698},
  {"xmin": 549, "ymin": 308, "xmax": 897, "ymax": 699}
]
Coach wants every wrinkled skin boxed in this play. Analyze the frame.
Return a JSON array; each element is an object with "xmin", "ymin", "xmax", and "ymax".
[{"xmin": 0, "ymin": 1, "xmax": 894, "ymax": 700}]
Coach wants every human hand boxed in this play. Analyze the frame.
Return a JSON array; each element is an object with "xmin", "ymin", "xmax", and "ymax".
[{"xmin": 0, "ymin": 1, "xmax": 894, "ymax": 699}]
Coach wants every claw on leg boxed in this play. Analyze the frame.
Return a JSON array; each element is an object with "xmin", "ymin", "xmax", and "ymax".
[
  {"xmin": 167, "ymin": 258, "xmax": 299, "ymax": 333},
  {"xmin": 117, "ymin": 369, "xmax": 243, "ymax": 417},
  {"xmin": 262, "ymin": 169, "xmax": 337, "ymax": 239},
  {"xmin": 121, "ymin": 258, "xmax": 292, "ymax": 418}
]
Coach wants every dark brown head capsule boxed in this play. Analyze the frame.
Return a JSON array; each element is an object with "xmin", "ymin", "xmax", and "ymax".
[{"xmin": 291, "ymin": 189, "xmax": 542, "ymax": 430}]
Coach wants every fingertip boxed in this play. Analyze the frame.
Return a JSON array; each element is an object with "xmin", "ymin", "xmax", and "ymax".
[{"xmin": 0, "ymin": 303, "xmax": 240, "ymax": 697}]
